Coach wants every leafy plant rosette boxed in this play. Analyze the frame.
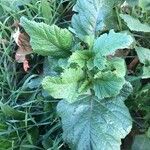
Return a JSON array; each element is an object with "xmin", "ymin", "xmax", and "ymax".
[{"xmin": 19, "ymin": 0, "xmax": 150, "ymax": 149}]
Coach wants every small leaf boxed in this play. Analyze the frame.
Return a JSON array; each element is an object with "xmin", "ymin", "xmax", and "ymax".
[
  {"xmin": 41, "ymin": 0, "xmax": 52, "ymax": 24},
  {"xmin": 107, "ymin": 57, "xmax": 126, "ymax": 77},
  {"xmin": 143, "ymin": 66, "xmax": 150, "ymax": 79},
  {"xmin": 132, "ymin": 134, "xmax": 150, "ymax": 150},
  {"xmin": 93, "ymin": 55, "xmax": 106, "ymax": 70},
  {"xmin": 135, "ymin": 47, "xmax": 150, "ymax": 64},
  {"xmin": 139, "ymin": 0, "xmax": 150, "ymax": 12},
  {"xmin": 93, "ymin": 71, "xmax": 125, "ymax": 99},
  {"xmin": 120, "ymin": 14, "xmax": 150, "ymax": 32},
  {"xmin": 135, "ymin": 47, "xmax": 150, "ymax": 78},
  {"xmin": 69, "ymin": 50, "xmax": 93, "ymax": 68},
  {"xmin": 57, "ymin": 84, "xmax": 132, "ymax": 150},
  {"xmin": 20, "ymin": 17, "xmax": 73, "ymax": 57},
  {"xmin": 0, "ymin": 102, "xmax": 25, "ymax": 120}
]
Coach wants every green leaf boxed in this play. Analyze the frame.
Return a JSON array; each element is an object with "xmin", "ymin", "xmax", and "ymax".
[
  {"xmin": 94, "ymin": 30, "xmax": 133, "ymax": 56},
  {"xmin": 135, "ymin": 47, "xmax": 150, "ymax": 78},
  {"xmin": 57, "ymin": 84, "xmax": 132, "ymax": 150},
  {"xmin": 126, "ymin": 0, "xmax": 138, "ymax": 6},
  {"xmin": 93, "ymin": 30, "xmax": 133, "ymax": 69},
  {"xmin": 0, "ymin": 102, "xmax": 25, "ymax": 120},
  {"xmin": 94, "ymin": 55, "xmax": 106, "ymax": 70},
  {"xmin": 146, "ymin": 127, "xmax": 150, "ymax": 138},
  {"xmin": 142, "ymin": 65, "xmax": 150, "ymax": 79},
  {"xmin": 132, "ymin": 134, "xmax": 150, "ymax": 150},
  {"xmin": 120, "ymin": 14, "xmax": 150, "ymax": 32},
  {"xmin": 42, "ymin": 68, "xmax": 84, "ymax": 103},
  {"xmin": 135, "ymin": 47, "xmax": 150, "ymax": 64},
  {"xmin": 139, "ymin": 0, "xmax": 150, "ymax": 12},
  {"xmin": 93, "ymin": 71, "xmax": 125, "ymax": 99},
  {"xmin": 0, "ymin": 0, "xmax": 31, "ymax": 10},
  {"xmin": 71, "ymin": 0, "xmax": 124, "ymax": 39},
  {"xmin": 41, "ymin": 0, "xmax": 52, "ymax": 24},
  {"xmin": 43, "ymin": 57, "xmax": 60, "ymax": 76},
  {"xmin": 0, "ymin": 138, "xmax": 12, "ymax": 149},
  {"xmin": 69, "ymin": 50, "xmax": 93, "ymax": 68},
  {"xmin": 78, "ymin": 80, "xmax": 91, "ymax": 93},
  {"xmin": 20, "ymin": 17, "xmax": 73, "ymax": 57},
  {"xmin": 107, "ymin": 58, "xmax": 126, "ymax": 77}
]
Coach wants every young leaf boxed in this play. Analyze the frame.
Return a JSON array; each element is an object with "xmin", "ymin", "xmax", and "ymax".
[
  {"xmin": 107, "ymin": 58, "xmax": 126, "ymax": 77},
  {"xmin": 120, "ymin": 14, "xmax": 150, "ymax": 32},
  {"xmin": 71, "ymin": 0, "xmax": 124, "ymax": 39},
  {"xmin": 69, "ymin": 50, "xmax": 93, "ymax": 68},
  {"xmin": 93, "ymin": 71, "xmax": 125, "ymax": 99},
  {"xmin": 20, "ymin": 17, "xmax": 73, "ymax": 57},
  {"xmin": 42, "ymin": 68, "xmax": 84, "ymax": 103},
  {"xmin": 57, "ymin": 84, "xmax": 132, "ymax": 150},
  {"xmin": 135, "ymin": 47, "xmax": 150, "ymax": 78}
]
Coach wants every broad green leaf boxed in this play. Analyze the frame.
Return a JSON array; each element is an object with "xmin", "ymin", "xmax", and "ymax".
[
  {"xmin": 120, "ymin": 14, "xmax": 150, "ymax": 32},
  {"xmin": 42, "ymin": 68, "xmax": 84, "ymax": 103},
  {"xmin": 57, "ymin": 84, "xmax": 132, "ymax": 150},
  {"xmin": 0, "ymin": 102, "xmax": 25, "ymax": 120},
  {"xmin": 94, "ymin": 30, "xmax": 133, "ymax": 56},
  {"xmin": 139, "ymin": 0, "xmax": 150, "ymax": 12},
  {"xmin": 132, "ymin": 134, "xmax": 150, "ymax": 150},
  {"xmin": 69, "ymin": 50, "xmax": 93, "ymax": 68},
  {"xmin": 93, "ymin": 71, "xmax": 125, "ymax": 99},
  {"xmin": 20, "ymin": 17, "xmax": 73, "ymax": 57},
  {"xmin": 71, "ymin": 0, "xmax": 124, "ymax": 39},
  {"xmin": 93, "ymin": 30, "xmax": 133, "ymax": 69},
  {"xmin": 135, "ymin": 47, "xmax": 150, "ymax": 78}
]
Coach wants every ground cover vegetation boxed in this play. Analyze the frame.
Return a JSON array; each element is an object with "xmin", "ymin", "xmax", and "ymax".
[{"xmin": 0, "ymin": 0, "xmax": 150, "ymax": 150}]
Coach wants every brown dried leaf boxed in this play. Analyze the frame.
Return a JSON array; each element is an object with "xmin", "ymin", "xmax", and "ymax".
[
  {"xmin": 115, "ymin": 49, "xmax": 130, "ymax": 57},
  {"xmin": 23, "ymin": 59, "xmax": 30, "ymax": 72},
  {"xmin": 13, "ymin": 27, "xmax": 32, "ymax": 71}
]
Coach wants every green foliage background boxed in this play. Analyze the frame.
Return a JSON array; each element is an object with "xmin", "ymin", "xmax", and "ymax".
[{"xmin": 0, "ymin": 0, "xmax": 150, "ymax": 149}]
